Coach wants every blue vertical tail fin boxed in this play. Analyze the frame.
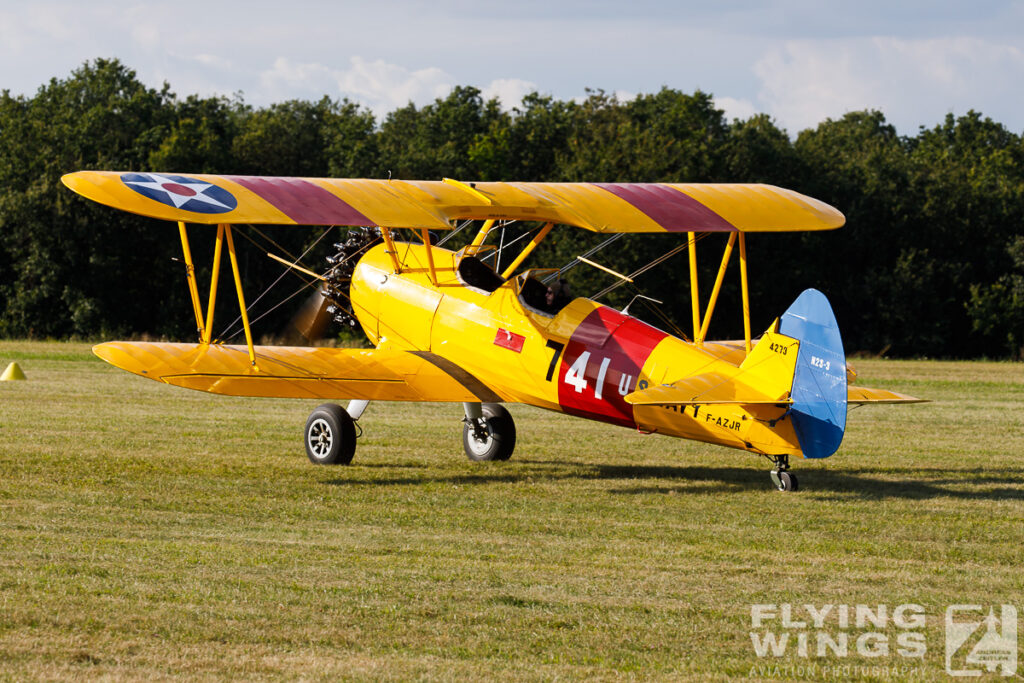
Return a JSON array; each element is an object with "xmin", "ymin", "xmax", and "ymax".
[{"xmin": 778, "ymin": 289, "xmax": 848, "ymax": 459}]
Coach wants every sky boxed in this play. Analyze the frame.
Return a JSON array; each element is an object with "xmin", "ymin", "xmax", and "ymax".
[{"xmin": 1, "ymin": 0, "xmax": 1023, "ymax": 135}]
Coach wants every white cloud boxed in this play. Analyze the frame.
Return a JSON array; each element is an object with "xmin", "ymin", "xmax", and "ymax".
[
  {"xmin": 481, "ymin": 78, "xmax": 537, "ymax": 109},
  {"xmin": 192, "ymin": 54, "xmax": 234, "ymax": 71},
  {"xmin": 3, "ymin": 2, "xmax": 1024, "ymax": 137},
  {"xmin": 753, "ymin": 36, "xmax": 1024, "ymax": 134},
  {"xmin": 126, "ymin": 9, "xmax": 162, "ymax": 52},
  {"xmin": 259, "ymin": 56, "xmax": 455, "ymax": 115},
  {"xmin": 571, "ymin": 89, "xmax": 636, "ymax": 105},
  {"xmin": 714, "ymin": 96, "xmax": 759, "ymax": 122}
]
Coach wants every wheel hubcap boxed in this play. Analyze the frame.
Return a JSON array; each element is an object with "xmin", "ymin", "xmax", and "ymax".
[
  {"xmin": 466, "ymin": 420, "xmax": 492, "ymax": 456},
  {"xmin": 308, "ymin": 418, "xmax": 333, "ymax": 459}
]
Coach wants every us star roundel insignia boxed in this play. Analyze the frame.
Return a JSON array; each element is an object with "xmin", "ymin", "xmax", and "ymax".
[{"xmin": 120, "ymin": 173, "xmax": 238, "ymax": 214}]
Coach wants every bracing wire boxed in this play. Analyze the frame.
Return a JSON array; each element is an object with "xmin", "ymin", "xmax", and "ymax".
[
  {"xmin": 639, "ymin": 295, "xmax": 690, "ymax": 341},
  {"xmin": 218, "ymin": 226, "xmax": 333, "ymax": 341},
  {"xmin": 481, "ymin": 222, "xmax": 540, "ymax": 265},
  {"xmin": 494, "ymin": 223, "xmax": 506, "ymax": 271},
  {"xmin": 226, "ymin": 280, "xmax": 318, "ymax": 340},
  {"xmin": 591, "ymin": 232, "xmax": 713, "ymax": 301},
  {"xmin": 222, "ymin": 228, "xmax": 380, "ymax": 341},
  {"xmin": 246, "ymin": 223, "xmax": 305, "ymax": 263},
  {"xmin": 542, "ymin": 233, "xmax": 624, "ymax": 284},
  {"xmin": 436, "ymin": 219, "xmax": 474, "ymax": 247}
]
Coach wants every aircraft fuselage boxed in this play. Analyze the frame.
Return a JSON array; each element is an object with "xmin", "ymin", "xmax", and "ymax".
[{"xmin": 350, "ymin": 242, "xmax": 802, "ymax": 457}]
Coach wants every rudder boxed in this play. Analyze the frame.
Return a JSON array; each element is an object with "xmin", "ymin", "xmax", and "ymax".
[{"xmin": 778, "ymin": 289, "xmax": 848, "ymax": 458}]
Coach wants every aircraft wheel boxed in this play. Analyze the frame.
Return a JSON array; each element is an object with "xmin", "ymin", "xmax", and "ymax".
[
  {"xmin": 463, "ymin": 404, "xmax": 515, "ymax": 462},
  {"xmin": 305, "ymin": 403, "xmax": 356, "ymax": 465},
  {"xmin": 773, "ymin": 470, "xmax": 798, "ymax": 492}
]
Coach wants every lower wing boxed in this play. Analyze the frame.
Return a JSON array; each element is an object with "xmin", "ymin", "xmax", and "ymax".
[{"xmin": 93, "ymin": 342, "xmax": 506, "ymax": 403}]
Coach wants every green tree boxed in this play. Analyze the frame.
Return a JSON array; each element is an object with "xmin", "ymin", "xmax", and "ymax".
[
  {"xmin": 968, "ymin": 236, "xmax": 1024, "ymax": 358},
  {"xmin": 0, "ymin": 58, "xmax": 185, "ymax": 338},
  {"xmin": 324, "ymin": 100, "xmax": 379, "ymax": 178},
  {"xmin": 722, "ymin": 114, "xmax": 799, "ymax": 183},
  {"xmin": 149, "ymin": 94, "xmax": 246, "ymax": 173},
  {"xmin": 5, "ymin": 58, "xmax": 1024, "ymax": 359},
  {"xmin": 472, "ymin": 93, "xmax": 574, "ymax": 182},
  {"xmin": 906, "ymin": 111, "xmax": 1024, "ymax": 356},
  {"xmin": 790, "ymin": 111, "xmax": 917, "ymax": 353},
  {"xmin": 233, "ymin": 97, "xmax": 335, "ymax": 177},
  {"xmin": 555, "ymin": 88, "xmax": 728, "ymax": 183},
  {"xmin": 377, "ymin": 86, "xmax": 506, "ymax": 179},
  {"xmin": 545, "ymin": 90, "xmax": 735, "ymax": 333}
]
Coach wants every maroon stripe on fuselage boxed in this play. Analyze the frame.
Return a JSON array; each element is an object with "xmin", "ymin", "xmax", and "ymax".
[
  {"xmin": 594, "ymin": 183, "xmax": 735, "ymax": 232},
  {"xmin": 557, "ymin": 306, "xmax": 669, "ymax": 427},
  {"xmin": 226, "ymin": 176, "xmax": 374, "ymax": 226}
]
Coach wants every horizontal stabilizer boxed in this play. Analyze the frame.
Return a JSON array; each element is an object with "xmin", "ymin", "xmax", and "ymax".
[
  {"xmin": 848, "ymin": 386, "xmax": 926, "ymax": 404},
  {"xmin": 624, "ymin": 373, "xmax": 792, "ymax": 406},
  {"xmin": 93, "ymin": 342, "xmax": 505, "ymax": 403}
]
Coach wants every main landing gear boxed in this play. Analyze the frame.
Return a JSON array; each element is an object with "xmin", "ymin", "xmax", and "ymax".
[
  {"xmin": 767, "ymin": 454, "xmax": 799, "ymax": 492},
  {"xmin": 462, "ymin": 402, "xmax": 516, "ymax": 462},
  {"xmin": 304, "ymin": 403, "xmax": 358, "ymax": 465},
  {"xmin": 302, "ymin": 401, "xmax": 517, "ymax": 465}
]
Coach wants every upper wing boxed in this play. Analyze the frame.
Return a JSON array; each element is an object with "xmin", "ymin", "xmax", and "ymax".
[
  {"xmin": 63, "ymin": 172, "xmax": 844, "ymax": 234},
  {"xmin": 93, "ymin": 341, "xmax": 507, "ymax": 403}
]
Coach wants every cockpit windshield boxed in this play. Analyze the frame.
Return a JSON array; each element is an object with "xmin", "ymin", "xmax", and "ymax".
[
  {"xmin": 456, "ymin": 255, "xmax": 505, "ymax": 294},
  {"xmin": 517, "ymin": 271, "xmax": 573, "ymax": 317}
]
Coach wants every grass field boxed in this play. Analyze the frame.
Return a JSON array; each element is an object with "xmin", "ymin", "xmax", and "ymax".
[{"xmin": 0, "ymin": 340, "xmax": 1021, "ymax": 680}]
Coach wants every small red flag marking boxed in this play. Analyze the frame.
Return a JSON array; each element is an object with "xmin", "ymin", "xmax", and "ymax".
[{"xmin": 494, "ymin": 328, "xmax": 525, "ymax": 353}]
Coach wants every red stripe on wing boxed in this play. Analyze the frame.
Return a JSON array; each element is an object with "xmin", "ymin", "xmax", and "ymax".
[
  {"xmin": 594, "ymin": 183, "xmax": 735, "ymax": 232},
  {"xmin": 226, "ymin": 176, "xmax": 374, "ymax": 226}
]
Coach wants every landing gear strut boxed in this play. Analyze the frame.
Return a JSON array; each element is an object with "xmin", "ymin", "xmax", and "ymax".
[{"xmin": 767, "ymin": 454, "xmax": 799, "ymax": 492}]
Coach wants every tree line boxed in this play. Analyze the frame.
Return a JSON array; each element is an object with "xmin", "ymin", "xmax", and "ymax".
[{"xmin": 1, "ymin": 58, "xmax": 1022, "ymax": 358}]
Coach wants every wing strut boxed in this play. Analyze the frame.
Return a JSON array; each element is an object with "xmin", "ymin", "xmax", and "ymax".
[
  {"xmin": 500, "ymin": 222, "xmax": 554, "ymax": 279},
  {"xmin": 204, "ymin": 225, "xmax": 225, "ymax": 344},
  {"xmin": 696, "ymin": 232, "xmax": 737, "ymax": 346},
  {"xmin": 379, "ymin": 226, "xmax": 403, "ymax": 273},
  {"xmin": 738, "ymin": 232, "xmax": 752, "ymax": 354},
  {"xmin": 687, "ymin": 231, "xmax": 751, "ymax": 355},
  {"xmin": 223, "ymin": 225, "xmax": 258, "ymax": 368},
  {"xmin": 688, "ymin": 232, "xmax": 701, "ymax": 343},
  {"xmin": 419, "ymin": 228, "xmax": 439, "ymax": 286},
  {"xmin": 469, "ymin": 219, "xmax": 495, "ymax": 250},
  {"xmin": 180, "ymin": 222, "xmax": 246, "ymax": 362},
  {"xmin": 177, "ymin": 222, "xmax": 206, "ymax": 342}
]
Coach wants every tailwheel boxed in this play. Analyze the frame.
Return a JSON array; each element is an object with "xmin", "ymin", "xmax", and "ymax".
[
  {"xmin": 767, "ymin": 454, "xmax": 799, "ymax": 492},
  {"xmin": 462, "ymin": 403, "xmax": 516, "ymax": 462},
  {"xmin": 305, "ymin": 403, "xmax": 357, "ymax": 465},
  {"xmin": 771, "ymin": 469, "xmax": 798, "ymax": 492}
]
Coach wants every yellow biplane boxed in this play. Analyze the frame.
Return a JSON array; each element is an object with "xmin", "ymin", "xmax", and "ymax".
[{"xmin": 62, "ymin": 171, "xmax": 922, "ymax": 491}]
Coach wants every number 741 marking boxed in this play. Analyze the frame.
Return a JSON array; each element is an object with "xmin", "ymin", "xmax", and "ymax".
[{"xmin": 552, "ymin": 347, "xmax": 636, "ymax": 400}]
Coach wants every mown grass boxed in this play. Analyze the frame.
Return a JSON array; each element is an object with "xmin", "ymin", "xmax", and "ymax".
[{"xmin": 0, "ymin": 341, "xmax": 1021, "ymax": 681}]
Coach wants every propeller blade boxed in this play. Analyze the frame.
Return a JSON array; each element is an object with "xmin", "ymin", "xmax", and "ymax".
[{"xmin": 281, "ymin": 286, "xmax": 331, "ymax": 345}]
